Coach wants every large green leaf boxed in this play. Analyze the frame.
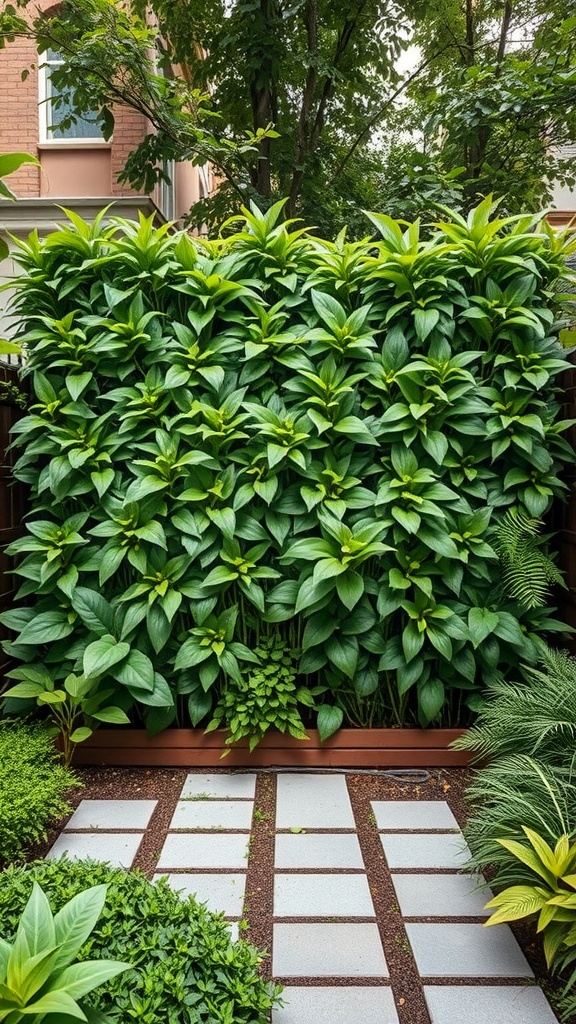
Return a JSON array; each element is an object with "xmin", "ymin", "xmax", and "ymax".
[{"xmin": 83, "ymin": 636, "xmax": 130, "ymax": 678}]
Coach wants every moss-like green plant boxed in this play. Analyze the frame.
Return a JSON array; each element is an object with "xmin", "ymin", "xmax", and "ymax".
[{"xmin": 0, "ymin": 719, "xmax": 79, "ymax": 866}]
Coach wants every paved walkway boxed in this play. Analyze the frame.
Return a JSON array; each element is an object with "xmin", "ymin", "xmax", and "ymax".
[{"xmin": 47, "ymin": 772, "xmax": 560, "ymax": 1024}]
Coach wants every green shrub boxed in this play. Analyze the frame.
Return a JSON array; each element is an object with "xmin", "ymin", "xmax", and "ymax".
[
  {"xmin": 1, "ymin": 199, "xmax": 575, "ymax": 743},
  {"xmin": 0, "ymin": 858, "xmax": 281, "ymax": 1024},
  {"xmin": 0, "ymin": 881, "xmax": 130, "ymax": 1023},
  {"xmin": 0, "ymin": 718, "xmax": 79, "ymax": 865}
]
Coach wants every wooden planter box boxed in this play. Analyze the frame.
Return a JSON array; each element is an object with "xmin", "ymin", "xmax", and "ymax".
[{"xmin": 72, "ymin": 727, "xmax": 471, "ymax": 768}]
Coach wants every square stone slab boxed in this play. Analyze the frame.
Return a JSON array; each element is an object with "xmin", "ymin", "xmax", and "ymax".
[
  {"xmin": 181, "ymin": 773, "xmax": 256, "ymax": 799},
  {"xmin": 273, "ymin": 923, "xmax": 388, "ymax": 977},
  {"xmin": 424, "ymin": 985, "xmax": 559, "ymax": 1024},
  {"xmin": 274, "ymin": 873, "xmax": 374, "ymax": 917},
  {"xmin": 380, "ymin": 833, "xmax": 471, "ymax": 870},
  {"xmin": 406, "ymin": 923, "xmax": 533, "ymax": 978},
  {"xmin": 275, "ymin": 833, "xmax": 364, "ymax": 869},
  {"xmin": 170, "ymin": 800, "xmax": 254, "ymax": 830},
  {"xmin": 276, "ymin": 774, "xmax": 355, "ymax": 829},
  {"xmin": 392, "ymin": 873, "xmax": 492, "ymax": 917},
  {"xmin": 47, "ymin": 832, "xmax": 142, "ymax": 868},
  {"xmin": 64, "ymin": 799, "xmax": 157, "ymax": 831},
  {"xmin": 157, "ymin": 833, "xmax": 249, "ymax": 869},
  {"xmin": 153, "ymin": 873, "xmax": 246, "ymax": 917},
  {"xmin": 372, "ymin": 801, "xmax": 459, "ymax": 831},
  {"xmin": 272, "ymin": 986, "xmax": 400, "ymax": 1023}
]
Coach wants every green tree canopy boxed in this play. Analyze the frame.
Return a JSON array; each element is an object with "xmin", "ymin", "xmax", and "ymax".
[{"xmin": 1, "ymin": 0, "xmax": 575, "ymax": 231}]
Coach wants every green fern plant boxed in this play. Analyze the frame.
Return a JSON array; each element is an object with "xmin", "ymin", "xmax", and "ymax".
[
  {"xmin": 454, "ymin": 647, "xmax": 576, "ymax": 766},
  {"xmin": 495, "ymin": 507, "xmax": 565, "ymax": 609},
  {"xmin": 463, "ymin": 754, "xmax": 576, "ymax": 888}
]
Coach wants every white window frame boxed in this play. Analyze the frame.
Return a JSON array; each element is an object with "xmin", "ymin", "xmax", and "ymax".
[
  {"xmin": 157, "ymin": 159, "xmax": 175, "ymax": 220},
  {"xmin": 38, "ymin": 49, "xmax": 108, "ymax": 145}
]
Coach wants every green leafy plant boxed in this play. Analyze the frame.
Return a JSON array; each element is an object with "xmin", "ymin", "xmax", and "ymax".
[
  {"xmin": 484, "ymin": 827, "xmax": 576, "ymax": 968},
  {"xmin": 0, "ymin": 859, "xmax": 281, "ymax": 1024},
  {"xmin": 0, "ymin": 881, "xmax": 129, "ymax": 1023},
  {"xmin": 1, "ymin": 199, "xmax": 574, "ymax": 746},
  {"xmin": 207, "ymin": 636, "xmax": 314, "ymax": 752},
  {"xmin": 0, "ymin": 152, "xmax": 39, "ymax": 260},
  {"xmin": 3, "ymin": 668, "xmax": 130, "ymax": 768},
  {"xmin": 0, "ymin": 719, "xmax": 79, "ymax": 866}
]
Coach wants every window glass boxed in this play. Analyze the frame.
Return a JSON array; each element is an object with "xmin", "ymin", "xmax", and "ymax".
[{"xmin": 42, "ymin": 48, "xmax": 104, "ymax": 141}]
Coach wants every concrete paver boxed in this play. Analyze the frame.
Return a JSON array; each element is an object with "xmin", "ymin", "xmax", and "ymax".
[
  {"xmin": 154, "ymin": 872, "xmax": 246, "ymax": 917},
  {"xmin": 391, "ymin": 873, "xmax": 492, "ymax": 917},
  {"xmin": 180, "ymin": 773, "xmax": 257, "ymax": 799},
  {"xmin": 47, "ymin": 832, "xmax": 143, "ymax": 868},
  {"xmin": 64, "ymin": 799, "xmax": 157, "ymax": 830},
  {"xmin": 406, "ymin": 922, "xmax": 533, "ymax": 978},
  {"xmin": 275, "ymin": 832, "xmax": 364, "ymax": 869},
  {"xmin": 44, "ymin": 771, "xmax": 559, "ymax": 1023},
  {"xmin": 424, "ymin": 985, "xmax": 560, "ymax": 1024},
  {"xmin": 273, "ymin": 923, "xmax": 388, "ymax": 977},
  {"xmin": 170, "ymin": 800, "xmax": 254, "ymax": 830},
  {"xmin": 157, "ymin": 832, "xmax": 249, "ymax": 869},
  {"xmin": 371, "ymin": 800, "xmax": 459, "ymax": 831},
  {"xmin": 380, "ymin": 832, "xmax": 472, "ymax": 869},
  {"xmin": 274, "ymin": 873, "xmax": 374, "ymax": 917},
  {"xmin": 272, "ymin": 986, "xmax": 400, "ymax": 1023},
  {"xmin": 276, "ymin": 774, "xmax": 355, "ymax": 829}
]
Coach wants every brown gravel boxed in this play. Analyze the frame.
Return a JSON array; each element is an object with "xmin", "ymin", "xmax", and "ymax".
[{"xmin": 21, "ymin": 764, "xmax": 570, "ymax": 1024}]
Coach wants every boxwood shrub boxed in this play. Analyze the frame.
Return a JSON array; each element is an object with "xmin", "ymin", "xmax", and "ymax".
[
  {"xmin": 0, "ymin": 857, "xmax": 280, "ymax": 1024},
  {"xmin": 0, "ymin": 718, "xmax": 78, "ymax": 864},
  {"xmin": 1, "ymin": 199, "xmax": 574, "ymax": 743}
]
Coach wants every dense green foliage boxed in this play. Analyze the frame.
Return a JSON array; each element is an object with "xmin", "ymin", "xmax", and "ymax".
[
  {"xmin": 1, "ymin": 201, "xmax": 574, "ymax": 746},
  {"xmin": 0, "ymin": 859, "xmax": 280, "ymax": 1024},
  {"xmin": 459, "ymin": 647, "xmax": 576, "ymax": 1020},
  {"xmin": 2, "ymin": 1, "xmax": 574, "ymax": 231},
  {"xmin": 0, "ymin": 881, "xmax": 129, "ymax": 1024},
  {"xmin": 0, "ymin": 719, "xmax": 79, "ymax": 865}
]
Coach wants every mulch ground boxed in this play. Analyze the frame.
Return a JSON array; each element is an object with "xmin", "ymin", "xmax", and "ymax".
[{"xmin": 22, "ymin": 764, "xmax": 572, "ymax": 1024}]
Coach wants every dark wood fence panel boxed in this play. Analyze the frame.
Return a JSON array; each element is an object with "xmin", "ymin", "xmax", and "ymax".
[
  {"xmin": 0, "ymin": 363, "xmax": 27, "ymax": 680},
  {"xmin": 550, "ymin": 353, "xmax": 576, "ymax": 630}
]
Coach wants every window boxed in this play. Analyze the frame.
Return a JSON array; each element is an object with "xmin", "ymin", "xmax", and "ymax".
[
  {"xmin": 39, "ymin": 48, "xmax": 105, "ymax": 142},
  {"xmin": 157, "ymin": 160, "xmax": 175, "ymax": 220}
]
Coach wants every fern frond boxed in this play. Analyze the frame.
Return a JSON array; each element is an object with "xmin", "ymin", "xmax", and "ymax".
[
  {"xmin": 454, "ymin": 647, "xmax": 576, "ymax": 765},
  {"xmin": 495, "ymin": 506, "xmax": 566, "ymax": 609},
  {"xmin": 464, "ymin": 755, "xmax": 576, "ymax": 887}
]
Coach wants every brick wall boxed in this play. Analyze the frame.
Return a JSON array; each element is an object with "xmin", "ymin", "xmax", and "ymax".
[
  {"xmin": 1, "ymin": 31, "xmax": 41, "ymax": 195},
  {"xmin": 0, "ymin": 0, "xmax": 145, "ymax": 200}
]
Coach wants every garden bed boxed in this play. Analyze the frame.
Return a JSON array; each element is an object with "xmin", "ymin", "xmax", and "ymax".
[{"xmin": 71, "ymin": 727, "xmax": 471, "ymax": 767}]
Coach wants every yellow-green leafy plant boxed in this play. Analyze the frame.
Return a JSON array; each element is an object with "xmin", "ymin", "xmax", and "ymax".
[
  {"xmin": 484, "ymin": 826, "xmax": 576, "ymax": 968},
  {"xmin": 0, "ymin": 881, "xmax": 129, "ymax": 1023}
]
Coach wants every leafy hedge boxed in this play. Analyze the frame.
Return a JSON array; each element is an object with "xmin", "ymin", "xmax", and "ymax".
[
  {"xmin": 0, "ymin": 858, "xmax": 280, "ymax": 1023},
  {"xmin": 1, "ymin": 199, "xmax": 574, "ymax": 742}
]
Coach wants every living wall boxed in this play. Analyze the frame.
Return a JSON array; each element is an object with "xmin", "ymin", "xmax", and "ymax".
[{"xmin": 1, "ymin": 200, "xmax": 574, "ymax": 746}]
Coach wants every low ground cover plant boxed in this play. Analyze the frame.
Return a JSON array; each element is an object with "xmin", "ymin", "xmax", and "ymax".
[
  {"xmin": 1, "ymin": 199, "xmax": 574, "ymax": 746},
  {"xmin": 0, "ymin": 858, "xmax": 280, "ymax": 1024},
  {"xmin": 0, "ymin": 718, "xmax": 79, "ymax": 865}
]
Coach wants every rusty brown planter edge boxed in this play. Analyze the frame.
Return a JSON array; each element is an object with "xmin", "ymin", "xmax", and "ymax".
[{"xmin": 72, "ymin": 727, "xmax": 471, "ymax": 768}]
